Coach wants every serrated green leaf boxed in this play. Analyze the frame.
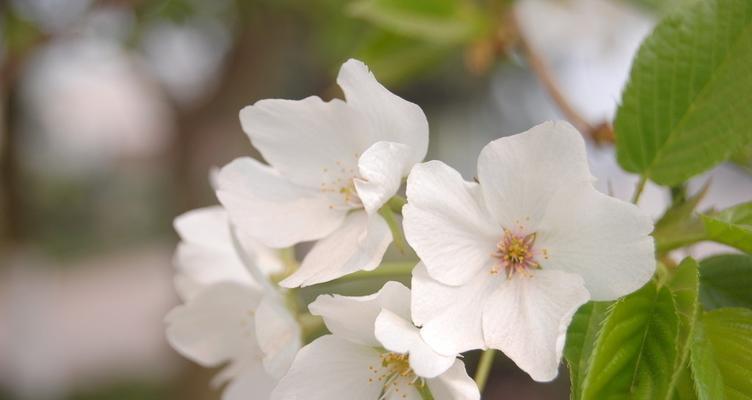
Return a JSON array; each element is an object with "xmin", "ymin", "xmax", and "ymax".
[
  {"xmin": 581, "ymin": 281, "xmax": 679, "ymax": 399},
  {"xmin": 672, "ymin": 365, "xmax": 699, "ymax": 400},
  {"xmin": 691, "ymin": 308, "xmax": 752, "ymax": 400},
  {"xmin": 667, "ymin": 258, "xmax": 701, "ymax": 398},
  {"xmin": 701, "ymin": 202, "xmax": 752, "ymax": 253},
  {"xmin": 348, "ymin": 0, "xmax": 489, "ymax": 44},
  {"xmin": 699, "ymin": 254, "xmax": 752, "ymax": 310},
  {"xmin": 565, "ymin": 301, "xmax": 611, "ymax": 399},
  {"xmin": 690, "ymin": 320, "xmax": 725, "ymax": 400},
  {"xmin": 615, "ymin": 0, "xmax": 752, "ymax": 186}
]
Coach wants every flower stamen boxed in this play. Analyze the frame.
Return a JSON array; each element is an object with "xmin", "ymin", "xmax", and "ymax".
[
  {"xmin": 370, "ymin": 352, "xmax": 425, "ymax": 399},
  {"xmin": 492, "ymin": 229, "xmax": 541, "ymax": 278}
]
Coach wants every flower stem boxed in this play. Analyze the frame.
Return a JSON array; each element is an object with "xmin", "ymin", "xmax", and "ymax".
[
  {"xmin": 631, "ymin": 176, "xmax": 647, "ymax": 204},
  {"xmin": 474, "ymin": 349, "xmax": 496, "ymax": 394},
  {"xmin": 379, "ymin": 204, "xmax": 408, "ymax": 254},
  {"xmin": 388, "ymin": 195, "xmax": 407, "ymax": 214}
]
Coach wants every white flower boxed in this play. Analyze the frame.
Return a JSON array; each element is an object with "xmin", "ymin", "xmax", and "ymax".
[
  {"xmin": 172, "ymin": 206, "xmax": 285, "ymax": 300},
  {"xmin": 403, "ymin": 121, "xmax": 655, "ymax": 382},
  {"xmin": 216, "ymin": 58, "xmax": 429, "ymax": 288},
  {"xmin": 271, "ymin": 282, "xmax": 480, "ymax": 400},
  {"xmin": 167, "ymin": 207, "xmax": 300, "ymax": 399}
]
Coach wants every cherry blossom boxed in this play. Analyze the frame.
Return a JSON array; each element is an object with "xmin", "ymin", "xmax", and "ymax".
[
  {"xmin": 403, "ymin": 121, "xmax": 655, "ymax": 381},
  {"xmin": 217, "ymin": 59, "xmax": 428, "ymax": 287}
]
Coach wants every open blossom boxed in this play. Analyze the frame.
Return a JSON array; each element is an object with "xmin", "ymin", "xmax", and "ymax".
[
  {"xmin": 403, "ymin": 121, "xmax": 655, "ymax": 381},
  {"xmin": 166, "ymin": 207, "xmax": 300, "ymax": 399},
  {"xmin": 271, "ymin": 282, "xmax": 479, "ymax": 400},
  {"xmin": 216, "ymin": 58, "xmax": 428, "ymax": 288}
]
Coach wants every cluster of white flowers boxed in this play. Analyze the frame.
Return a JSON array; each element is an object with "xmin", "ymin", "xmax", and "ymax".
[{"xmin": 165, "ymin": 59, "xmax": 655, "ymax": 399}]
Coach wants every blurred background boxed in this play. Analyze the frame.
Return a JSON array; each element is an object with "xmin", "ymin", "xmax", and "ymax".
[{"xmin": 0, "ymin": 0, "xmax": 750, "ymax": 399}]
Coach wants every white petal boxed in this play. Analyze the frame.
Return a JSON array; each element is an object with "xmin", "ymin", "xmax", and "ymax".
[
  {"xmin": 308, "ymin": 281, "xmax": 411, "ymax": 347},
  {"xmin": 481, "ymin": 269, "xmax": 590, "ymax": 382},
  {"xmin": 280, "ymin": 211, "xmax": 391, "ymax": 287},
  {"xmin": 240, "ymin": 96, "xmax": 371, "ymax": 188},
  {"xmin": 165, "ymin": 282, "xmax": 263, "ymax": 367},
  {"xmin": 385, "ymin": 389, "xmax": 422, "ymax": 400},
  {"xmin": 234, "ymin": 228, "xmax": 286, "ymax": 277},
  {"xmin": 537, "ymin": 184, "xmax": 655, "ymax": 300},
  {"xmin": 354, "ymin": 141, "xmax": 412, "ymax": 214},
  {"xmin": 404, "ymin": 161, "xmax": 499, "ymax": 286},
  {"xmin": 173, "ymin": 242, "xmax": 256, "ymax": 301},
  {"xmin": 172, "ymin": 206, "xmax": 285, "ymax": 300},
  {"xmin": 221, "ymin": 362, "xmax": 277, "ymax": 400},
  {"xmin": 477, "ymin": 121, "xmax": 594, "ymax": 230},
  {"xmin": 270, "ymin": 335, "xmax": 383, "ymax": 400},
  {"xmin": 374, "ymin": 309, "xmax": 455, "ymax": 378},
  {"xmin": 426, "ymin": 360, "xmax": 480, "ymax": 400},
  {"xmin": 174, "ymin": 206, "xmax": 234, "ymax": 251},
  {"xmin": 255, "ymin": 296, "xmax": 301, "ymax": 378},
  {"xmin": 337, "ymin": 59, "xmax": 429, "ymax": 165},
  {"xmin": 217, "ymin": 157, "xmax": 347, "ymax": 248},
  {"xmin": 411, "ymin": 263, "xmax": 495, "ymax": 355}
]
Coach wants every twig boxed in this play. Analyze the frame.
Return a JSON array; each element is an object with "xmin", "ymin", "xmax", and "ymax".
[{"xmin": 508, "ymin": 14, "xmax": 615, "ymax": 144}]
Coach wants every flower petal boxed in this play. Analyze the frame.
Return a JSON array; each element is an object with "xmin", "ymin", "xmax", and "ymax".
[
  {"xmin": 426, "ymin": 360, "xmax": 480, "ymax": 400},
  {"xmin": 173, "ymin": 207, "xmax": 285, "ymax": 300},
  {"xmin": 308, "ymin": 281, "xmax": 411, "ymax": 348},
  {"xmin": 404, "ymin": 160, "xmax": 499, "ymax": 285},
  {"xmin": 174, "ymin": 206, "xmax": 234, "ymax": 251},
  {"xmin": 337, "ymin": 59, "xmax": 429, "ymax": 166},
  {"xmin": 239, "ymin": 96, "xmax": 370, "ymax": 188},
  {"xmin": 477, "ymin": 121, "xmax": 594, "ymax": 229},
  {"xmin": 173, "ymin": 241, "xmax": 255, "ymax": 301},
  {"xmin": 270, "ymin": 335, "xmax": 383, "ymax": 400},
  {"xmin": 385, "ymin": 389, "xmax": 422, "ymax": 400},
  {"xmin": 221, "ymin": 362, "xmax": 277, "ymax": 400},
  {"xmin": 217, "ymin": 157, "xmax": 347, "ymax": 248},
  {"xmin": 481, "ymin": 269, "xmax": 590, "ymax": 382},
  {"xmin": 255, "ymin": 296, "xmax": 301, "ymax": 378},
  {"xmin": 354, "ymin": 141, "xmax": 412, "ymax": 214},
  {"xmin": 165, "ymin": 282, "xmax": 263, "ymax": 367},
  {"xmin": 374, "ymin": 309, "xmax": 455, "ymax": 378},
  {"xmin": 411, "ymin": 263, "xmax": 496, "ymax": 355},
  {"xmin": 536, "ymin": 184, "xmax": 655, "ymax": 301},
  {"xmin": 280, "ymin": 211, "xmax": 391, "ymax": 288}
]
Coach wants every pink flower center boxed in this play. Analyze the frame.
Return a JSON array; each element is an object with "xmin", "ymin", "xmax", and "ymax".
[{"xmin": 492, "ymin": 230, "xmax": 542, "ymax": 277}]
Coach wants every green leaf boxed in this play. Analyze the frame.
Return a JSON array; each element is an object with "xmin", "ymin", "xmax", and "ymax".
[
  {"xmin": 667, "ymin": 258, "xmax": 701, "ymax": 398},
  {"xmin": 672, "ymin": 366, "xmax": 699, "ymax": 400},
  {"xmin": 653, "ymin": 183, "xmax": 709, "ymax": 254},
  {"xmin": 615, "ymin": 0, "xmax": 752, "ymax": 186},
  {"xmin": 701, "ymin": 202, "xmax": 752, "ymax": 253},
  {"xmin": 581, "ymin": 281, "xmax": 680, "ymax": 399},
  {"xmin": 699, "ymin": 254, "xmax": 752, "ymax": 310},
  {"xmin": 564, "ymin": 301, "xmax": 611, "ymax": 399},
  {"xmin": 730, "ymin": 143, "xmax": 752, "ymax": 175},
  {"xmin": 348, "ymin": 0, "xmax": 489, "ymax": 44},
  {"xmin": 690, "ymin": 308, "xmax": 752, "ymax": 399},
  {"xmin": 689, "ymin": 320, "xmax": 726, "ymax": 400}
]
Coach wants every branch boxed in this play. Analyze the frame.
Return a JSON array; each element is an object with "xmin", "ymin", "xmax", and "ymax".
[{"xmin": 508, "ymin": 14, "xmax": 615, "ymax": 145}]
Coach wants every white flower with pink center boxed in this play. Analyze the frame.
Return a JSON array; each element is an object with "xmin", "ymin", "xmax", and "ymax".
[
  {"xmin": 271, "ymin": 282, "xmax": 479, "ymax": 400},
  {"xmin": 403, "ymin": 121, "xmax": 655, "ymax": 382},
  {"xmin": 216, "ymin": 59, "xmax": 428, "ymax": 288}
]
